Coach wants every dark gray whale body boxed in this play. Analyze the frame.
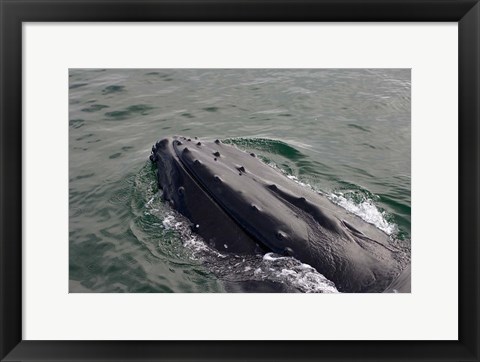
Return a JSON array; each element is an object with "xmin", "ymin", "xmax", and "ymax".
[{"xmin": 150, "ymin": 136, "xmax": 409, "ymax": 293}]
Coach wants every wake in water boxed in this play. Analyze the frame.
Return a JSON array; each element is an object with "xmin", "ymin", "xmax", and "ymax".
[{"xmin": 328, "ymin": 193, "xmax": 396, "ymax": 235}]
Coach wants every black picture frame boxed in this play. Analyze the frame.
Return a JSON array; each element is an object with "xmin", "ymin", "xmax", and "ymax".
[{"xmin": 1, "ymin": 1, "xmax": 479, "ymax": 361}]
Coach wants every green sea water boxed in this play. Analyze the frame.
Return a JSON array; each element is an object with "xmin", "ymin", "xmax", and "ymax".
[{"xmin": 69, "ymin": 69, "xmax": 410, "ymax": 293}]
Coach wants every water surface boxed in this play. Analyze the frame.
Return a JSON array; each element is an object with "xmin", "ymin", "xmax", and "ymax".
[{"xmin": 69, "ymin": 69, "xmax": 411, "ymax": 293}]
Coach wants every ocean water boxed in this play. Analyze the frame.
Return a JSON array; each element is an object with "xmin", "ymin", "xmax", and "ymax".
[{"xmin": 69, "ymin": 69, "xmax": 411, "ymax": 293}]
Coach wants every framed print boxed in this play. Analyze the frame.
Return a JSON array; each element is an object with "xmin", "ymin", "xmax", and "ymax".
[{"xmin": 1, "ymin": 0, "xmax": 479, "ymax": 361}]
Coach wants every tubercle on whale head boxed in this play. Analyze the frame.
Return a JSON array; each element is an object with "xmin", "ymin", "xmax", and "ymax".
[
  {"xmin": 149, "ymin": 144, "xmax": 158, "ymax": 162},
  {"xmin": 155, "ymin": 138, "xmax": 170, "ymax": 150},
  {"xmin": 150, "ymin": 137, "xmax": 175, "ymax": 162},
  {"xmin": 150, "ymin": 135, "xmax": 188, "ymax": 161}
]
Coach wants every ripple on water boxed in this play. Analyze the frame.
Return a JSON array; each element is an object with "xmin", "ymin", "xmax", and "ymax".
[
  {"xmin": 347, "ymin": 123, "xmax": 371, "ymax": 132},
  {"xmin": 73, "ymin": 173, "xmax": 95, "ymax": 181},
  {"xmin": 202, "ymin": 107, "xmax": 219, "ymax": 112},
  {"xmin": 102, "ymin": 85, "xmax": 125, "ymax": 94},
  {"xmin": 69, "ymin": 83, "xmax": 88, "ymax": 90},
  {"xmin": 69, "ymin": 118, "xmax": 85, "ymax": 129},
  {"xmin": 81, "ymin": 104, "xmax": 109, "ymax": 113},
  {"xmin": 105, "ymin": 104, "xmax": 155, "ymax": 120},
  {"xmin": 76, "ymin": 133, "xmax": 94, "ymax": 141},
  {"xmin": 107, "ymin": 176, "xmax": 135, "ymax": 206},
  {"xmin": 109, "ymin": 152, "xmax": 122, "ymax": 159}
]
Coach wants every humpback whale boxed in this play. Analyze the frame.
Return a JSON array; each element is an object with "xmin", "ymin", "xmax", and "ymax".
[{"xmin": 150, "ymin": 136, "xmax": 409, "ymax": 293}]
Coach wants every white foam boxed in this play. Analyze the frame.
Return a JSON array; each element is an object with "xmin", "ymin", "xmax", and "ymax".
[
  {"xmin": 263, "ymin": 252, "xmax": 287, "ymax": 261},
  {"xmin": 328, "ymin": 193, "xmax": 397, "ymax": 235},
  {"xmin": 159, "ymin": 211, "xmax": 224, "ymax": 257},
  {"xmin": 286, "ymin": 174, "xmax": 309, "ymax": 187},
  {"xmin": 162, "ymin": 214, "xmax": 183, "ymax": 230},
  {"xmin": 258, "ymin": 253, "xmax": 339, "ymax": 293},
  {"xmin": 280, "ymin": 269, "xmax": 296, "ymax": 276}
]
